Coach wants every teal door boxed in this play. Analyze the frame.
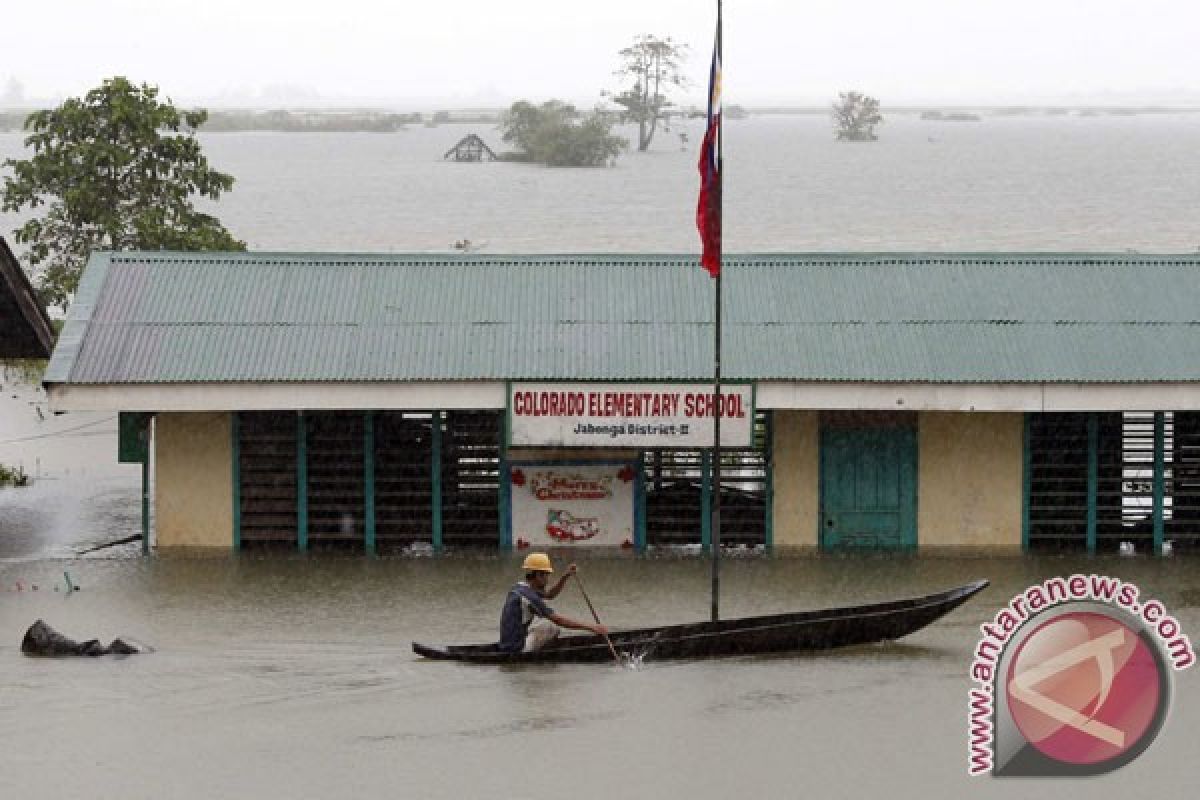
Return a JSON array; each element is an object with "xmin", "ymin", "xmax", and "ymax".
[{"xmin": 820, "ymin": 428, "xmax": 917, "ymax": 551}]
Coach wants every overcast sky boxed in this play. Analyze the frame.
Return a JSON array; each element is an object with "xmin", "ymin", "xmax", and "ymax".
[{"xmin": 4, "ymin": 0, "xmax": 1199, "ymax": 107}]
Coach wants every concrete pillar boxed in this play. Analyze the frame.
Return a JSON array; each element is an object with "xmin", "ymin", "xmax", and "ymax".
[
  {"xmin": 155, "ymin": 412, "xmax": 234, "ymax": 549},
  {"xmin": 917, "ymin": 412, "xmax": 1023, "ymax": 550},
  {"xmin": 771, "ymin": 410, "xmax": 819, "ymax": 550}
]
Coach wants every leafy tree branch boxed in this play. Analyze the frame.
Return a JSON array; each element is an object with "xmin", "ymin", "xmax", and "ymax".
[{"xmin": 2, "ymin": 77, "xmax": 244, "ymax": 309}]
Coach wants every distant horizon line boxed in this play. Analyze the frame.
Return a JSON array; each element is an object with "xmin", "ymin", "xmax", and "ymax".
[{"xmin": 5, "ymin": 102, "xmax": 1200, "ymax": 115}]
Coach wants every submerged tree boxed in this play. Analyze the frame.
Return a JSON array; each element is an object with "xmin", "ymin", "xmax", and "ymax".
[
  {"xmin": 831, "ymin": 91, "xmax": 883, "ymax": 141},
  {"xmin": 499, "ymin": 100, "xmax": 627, "ymax": 167},
  {"xmin": 604, "ymin": 34, "xmax": 689, "ymax": 152},
  {"xmin": 1, "ymin": 77, "xmax": 244, "ymax": 308}
]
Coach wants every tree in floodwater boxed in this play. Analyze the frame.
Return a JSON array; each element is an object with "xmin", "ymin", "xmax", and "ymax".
[
  {"xmin": 1, "ymin": 77, "xmax": 244, "ymax": 309},
  {"xmin": 604, "ymin": 34, "xmax": 689, "ymax": 152},
  {"xmin": 0, "ymin": 462, "xmax": 29, "ymax": 487},
  {"xmin": 499, "ymin": 100, "xmax": 627, "ymax": 167},
  {"xmin": 831, "ymin": 91, "xmax": 883, "ymax": 141}
]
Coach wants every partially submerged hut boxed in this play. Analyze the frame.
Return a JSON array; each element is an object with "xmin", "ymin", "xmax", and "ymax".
[{"xmin": 443, "ymin": 134, "xmax": 497, "ymax": 162}]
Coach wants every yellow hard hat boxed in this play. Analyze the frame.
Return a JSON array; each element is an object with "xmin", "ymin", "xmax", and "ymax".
[{"xmin": 521, "ymin": 552, "xmax": 554, "ymax": 573}]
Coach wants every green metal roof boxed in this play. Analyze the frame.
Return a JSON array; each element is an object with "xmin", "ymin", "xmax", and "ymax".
[{"xmin": 44, "ymin": 251, "xmax": 1200, "ymax": 385}]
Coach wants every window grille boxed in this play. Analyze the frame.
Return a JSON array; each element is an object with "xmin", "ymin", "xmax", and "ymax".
[
  {"xmin": 238, "ymin": 412, "xmax": 298, "ymax": 547},
  {"xmin": 642, "ymin": 411, "xmax": 771, "ymax": 547},
  {"xmin": 1028, "ymin": 411, "xmax": 1195, "ymax": 554},
  {"xmin": 374, "ymin": 412, "xmax": 435, "ymax": 551},
  {"xmin": 440, "ymin": 411, "xmax": 501, "ymax": 547}
]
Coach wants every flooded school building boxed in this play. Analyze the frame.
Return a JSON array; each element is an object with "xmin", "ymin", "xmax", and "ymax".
[{"xmin": 41, "ymin": 251, "xmax": 1200, "ymax": 556}]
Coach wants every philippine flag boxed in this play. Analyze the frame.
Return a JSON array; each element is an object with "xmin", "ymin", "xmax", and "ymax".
[{"xmin": 696, "ymin": 32, "xmax": 722, "ymax": 278}]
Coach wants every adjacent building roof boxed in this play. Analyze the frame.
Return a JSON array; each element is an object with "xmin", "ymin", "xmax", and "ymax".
[
  {"xmin": 0, "ymin": 237, "xmax": 54, "ymax": 359},
  {"xmin": 44, "ymin": 250, "xmax": 1200, "ymax": 385}
]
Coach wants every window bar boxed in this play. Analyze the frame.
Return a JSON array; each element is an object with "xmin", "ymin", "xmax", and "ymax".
[
  {"xmin": 765, "ymin": 411, "xmax": 774, "ymax": 553},
  {"xmin": 1086, "ymin": 412, "xmax": 1098, "ymax": 555},
  {"xmin": 364, "ymin": 411, "xmax": 376, "ymax": 556},
  {"xmin": 232, "ymin": 413, "xmax": 241, "ymax": 550},
  {"xmin": 701, "ymin": 449, "xmax": 713, "ymax": 552},
  {"xmin": 1021, "ymin": 413, "xmax": 1031, "ymax": 552},
  {"xmin": 297, "ymin": 412, "xmax": 308, "ymax": 552},
  {"xmin": 1154, "ymin": 411, "xmax": 1165, "ymax": 556},
  {"xmin": 498, "ymin": 412, "xmax": 511, "ymax": 550},
  {"xmin": 431, "ymin": 411, "xmax": 443, "ymax": 553}
]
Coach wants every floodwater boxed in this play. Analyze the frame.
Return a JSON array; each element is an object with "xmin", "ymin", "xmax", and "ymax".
[
  {"xmin": 0, "ymin": 554, "xmax": 1197, "ymax": 798},
  {"xmin": 4, "ymin": 112, "xmax": 1200, "ymax": 254},
  {"xmin": 0, "ymin": 373, "xmax": 135, "ymax": 561},
  {"xmin": 3, "ymin": 113, "xmax": 1200, "ymax": 796}
]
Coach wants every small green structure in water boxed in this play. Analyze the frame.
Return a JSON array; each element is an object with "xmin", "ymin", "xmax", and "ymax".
[{"xmin": 443, "ymin": 133, "xmax": 497, "ymax": 162}]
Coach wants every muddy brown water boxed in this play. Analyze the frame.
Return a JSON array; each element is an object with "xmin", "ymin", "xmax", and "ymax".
[
  {"xmin": 1, "ymin": 552, "xmax": 1197, "ymax": 799},
  {"xmin": 7, "ymin": 114, "xmax": 1200, "ymax": 254},
  {"xmin": 5, "ymin": 113, "xmax": 1200, "ymax": 796},
  {"xmin": 3, "ymin": 383, "xmax": 1200, "ymax": 797}
]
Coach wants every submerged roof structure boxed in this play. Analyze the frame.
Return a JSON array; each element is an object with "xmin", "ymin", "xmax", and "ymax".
[
  {"xmin": 443, "ymin": 133, "xmax": 497, "ymax": 162},
  {"xmin": 0, "ymin": 237, "xmax": 54, "ymax": 359},
  {"xmin": 46, "ymin": 250, "xmax": 1200, "ymax": 388}
]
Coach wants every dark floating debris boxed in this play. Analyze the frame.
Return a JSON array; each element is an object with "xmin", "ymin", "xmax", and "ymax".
[
  {"xmin": 77, "ymin": 534, "xmax": 143, "ymax": 555},
  {"xmin": 20, "ymin": 620, "xmax": 149, "ymax": 657}
]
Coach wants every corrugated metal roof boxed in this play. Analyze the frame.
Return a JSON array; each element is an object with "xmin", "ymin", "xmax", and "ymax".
[{"xmin": 44, "ymin": 251, "xmax": 1200, "ymax": 384}]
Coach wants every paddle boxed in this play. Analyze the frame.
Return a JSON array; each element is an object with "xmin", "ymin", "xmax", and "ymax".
[{"xmin": 573, "ymin": 570, "xmax": 623, "ymax": 666}]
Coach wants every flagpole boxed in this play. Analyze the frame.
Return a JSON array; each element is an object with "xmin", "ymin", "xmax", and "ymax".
[{"xmin": 710, "ymin": 0, "xmax": 723, "ymax": 623}]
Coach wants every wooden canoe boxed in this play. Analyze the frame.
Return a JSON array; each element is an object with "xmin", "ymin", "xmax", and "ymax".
[{"xmin": 412, "ymin": 579, "xmax": 988, "ymax": 664}]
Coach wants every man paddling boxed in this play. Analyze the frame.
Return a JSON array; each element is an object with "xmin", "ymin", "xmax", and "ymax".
[{"xmin": 500, "ymin": 553, "xmax": 608, "ymax": 652}]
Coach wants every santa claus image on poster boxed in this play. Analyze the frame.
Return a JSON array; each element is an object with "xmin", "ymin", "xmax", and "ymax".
[
  {"xmin": 545, "ymin": 509, "xmax": 602, "ymax": 542},
  {"xmin": 510, "ymin": 463, "xmax": 636, "ymax": 548}
]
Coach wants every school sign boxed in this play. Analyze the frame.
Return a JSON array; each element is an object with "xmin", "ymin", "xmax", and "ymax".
[{"xmin": 509, "ymin": 383, "xmax": 754, "ymax": 448}]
